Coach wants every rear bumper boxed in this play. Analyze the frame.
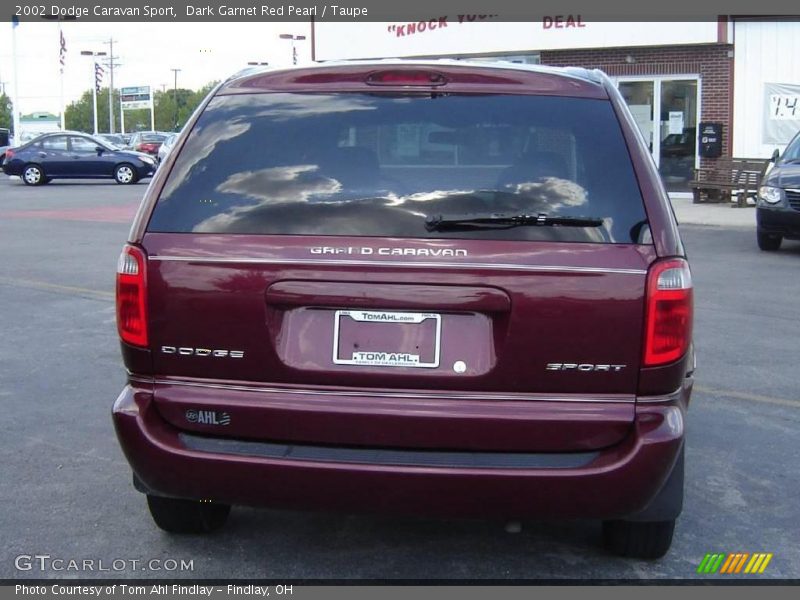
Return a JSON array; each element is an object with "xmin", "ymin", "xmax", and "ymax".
[
  {"xmin": 113, "ymin": 383, "xmax": 687, "ymax": 520},
  {"xmin": 2, "ymin": 162, "xmax": 20, "ymax": 176}
]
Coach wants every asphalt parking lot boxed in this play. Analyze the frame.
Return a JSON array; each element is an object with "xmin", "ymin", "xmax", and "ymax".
[{"xmin": 0, "ymin": 175, "xmax": 798, "ymax": 581}]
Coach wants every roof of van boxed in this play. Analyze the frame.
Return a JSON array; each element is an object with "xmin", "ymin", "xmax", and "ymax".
[{"xmin": 219, "ymin": 59, "xmax": 610, "ymax": 99}]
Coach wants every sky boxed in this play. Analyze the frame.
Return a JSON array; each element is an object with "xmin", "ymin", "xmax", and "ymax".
[{"xmin": 0, "ymin": 21, "xmax": 313, "ymax": 119}]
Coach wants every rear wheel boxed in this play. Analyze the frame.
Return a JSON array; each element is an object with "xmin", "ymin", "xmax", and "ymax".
[
  {"xmin": 602, "ymin": 519, "xmax": 675, "ymax": 559},
  {"xmin": 146, "ymin": 495, "xmax": 230, "ymax": 534},
  {"xmin": 114, "ymin": 163, "xmax": 138, "ymax": 185},
  {"xmin": 757, "ymin": 230, "xmax": 782, "ymax": 251},
  {"xmin": 22, "ymin": 164, "xmax": 45, "ymax": 186}
]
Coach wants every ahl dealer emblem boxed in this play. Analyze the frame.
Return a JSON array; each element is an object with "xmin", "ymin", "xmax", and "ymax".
[{"xmin": 186, "ymin": 409, "xmax": 231, "ymax": 426}]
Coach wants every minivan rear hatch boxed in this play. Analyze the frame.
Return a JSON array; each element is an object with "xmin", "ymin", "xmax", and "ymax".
[{"xmin": 139, "ymin": 72, "xmax": 655, "ymax": 451}]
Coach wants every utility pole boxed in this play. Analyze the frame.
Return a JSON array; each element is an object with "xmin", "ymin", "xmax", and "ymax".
[{"xmin": 103, "ymin": 38, "xmax": 120, "ymax": 133}]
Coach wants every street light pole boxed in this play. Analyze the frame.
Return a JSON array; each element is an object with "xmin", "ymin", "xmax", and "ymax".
[
  {"xmin": 80, "ymin": 50, "xmax": 107, "ymax": 135},
  {"xmin": 170, "ymin": 68, "xmax": 181, "ymax": 131},
  {"xmin": 279, "ymin": 34, "xmax": 306, "ymax": 65}
]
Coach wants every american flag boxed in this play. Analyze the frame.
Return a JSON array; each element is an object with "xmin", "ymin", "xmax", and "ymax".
[{"xmin": 59, "ymin": 29, "xmax": 67, "ymax": 73}]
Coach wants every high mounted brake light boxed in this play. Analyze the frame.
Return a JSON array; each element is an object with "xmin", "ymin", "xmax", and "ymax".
[
  {"xmin": 366, "ymin": 70, "xmax": 447, "ymax": 86},
  {"xmin": 643, "ymin": 258, "xmax": 693, "ymax": 366},
  {"xmin": 116, "ymin": 245, "xmax": 148, "ymax": 347}
]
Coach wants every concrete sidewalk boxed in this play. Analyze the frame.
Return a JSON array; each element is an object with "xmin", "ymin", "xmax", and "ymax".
[{"xmin": 669, "ymin": 195, "xmax": 757, "ymax": 228}]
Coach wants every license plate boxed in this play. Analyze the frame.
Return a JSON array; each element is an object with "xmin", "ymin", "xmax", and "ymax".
[{"xmin": 332, "ymin": 310, "xmax": 442, "ymax": 368}]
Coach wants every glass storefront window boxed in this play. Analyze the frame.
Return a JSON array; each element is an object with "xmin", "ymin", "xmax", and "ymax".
[
  {"xmin": 659, "ymin": 80, "xmax": 698, "ymax": 193},
  {"xmin": 617, "ymin": 78, "xmax": 699, "ymax": 193}
]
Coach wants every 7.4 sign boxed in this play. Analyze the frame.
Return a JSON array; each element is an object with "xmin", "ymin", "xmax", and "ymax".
[{"xmin": 769, "ymin": 94, "xmax": 799, "ymax": 120}]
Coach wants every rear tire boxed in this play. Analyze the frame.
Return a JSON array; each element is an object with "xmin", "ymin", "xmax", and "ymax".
[
  {"xmin": 146, "ymin": 495, "xmax": 230, "ymax": 534},
  {"xmin": 602, "ymin": 519, "xmax": 675, "ymax": 559},
  {"xmin": 22, "ymin": 164, "xmax": 45, "ymax": 186},
  {"xmin": 114, "ymin": 163, "xmax": 138, "ymax": 185},
  {"xmin": 757, "ymin": 230, "xmax": 782, "ymax": 251}
]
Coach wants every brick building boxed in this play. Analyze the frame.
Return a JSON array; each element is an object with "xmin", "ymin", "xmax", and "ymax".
[
  {"xmin": 541, "ymin": 44, "xmax": 733, "ymax": 191},
  {"xmin": 314, "ymin": 18, "xmax": 800, "ymax": 194}
]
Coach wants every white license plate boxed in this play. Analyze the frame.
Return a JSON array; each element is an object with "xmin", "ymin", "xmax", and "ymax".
[{"xmin": 332, "ymin": 310, "xmax": 442, "ymax": 368}]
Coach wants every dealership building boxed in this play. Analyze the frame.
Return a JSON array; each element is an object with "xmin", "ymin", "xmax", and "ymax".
[{"xmin": 313, "ymin": 18, "xmax": 800, "ymax": 193}]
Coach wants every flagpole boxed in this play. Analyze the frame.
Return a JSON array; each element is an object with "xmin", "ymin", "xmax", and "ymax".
[
  {"xmin": 11, "ymin": 18, "xmax": 21, "ymax": 142},
  {"xmin": 59, "ymin": 22, "xmax": 65, "ymax": 130}
]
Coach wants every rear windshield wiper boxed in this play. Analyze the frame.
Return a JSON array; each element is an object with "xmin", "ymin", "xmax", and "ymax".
[{"xmin": 425, "ymin": 213, "xmax": 605, "ymax": 232}]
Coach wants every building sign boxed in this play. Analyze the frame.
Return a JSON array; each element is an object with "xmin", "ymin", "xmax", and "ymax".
[
  {"xmin": 120, "ymin": 86, "xmax": 152, "ymax": 109},
  {"xmin": 763, "ymin": 82, "xmax": 800, "ymax": 144},
  {"xmin": 119, "ymin": 86, "xmax": 154, "ymax": 133},
  {"xmin": 314, "ymin": 20, "xmax": 720, "ymax": 61}
]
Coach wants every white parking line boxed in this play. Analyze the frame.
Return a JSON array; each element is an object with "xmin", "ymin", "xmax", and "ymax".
[{"xmin": 0, "ymin": 276, "xmax": 113, "ymax": 302}]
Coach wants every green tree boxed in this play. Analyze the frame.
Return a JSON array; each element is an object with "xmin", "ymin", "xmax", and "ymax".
[
  {"xmin": 0, "ymin": 92, "xmax": 13, "ymax": 134},
  {"xmin": 153, "ymin": 81, "xmax": 218, "ymax": 132},
  {"xmin": 64, "ymin": 82, "xmax": 219, "ymax": 135},
  {"xmin": 64, "ymin": 88, "xmax": 122, "ymax": 134}
]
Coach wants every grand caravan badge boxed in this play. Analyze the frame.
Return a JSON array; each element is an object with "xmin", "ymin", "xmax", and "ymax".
[
  {"xmin": 311, "ymin": 246, "xmax": 467, "ymax": 257},
  {"xmin": 332, "ymin": 310, "xmax": 442, "ymax": 368}
]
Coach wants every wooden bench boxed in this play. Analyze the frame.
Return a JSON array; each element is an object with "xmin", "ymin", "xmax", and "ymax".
[{"xmin": 689, "ymin": 158, "xmax": 770, "ymax": 207}]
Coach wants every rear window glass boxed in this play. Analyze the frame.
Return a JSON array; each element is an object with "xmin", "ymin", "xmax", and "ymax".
[
  {"xmin": 141, "ymin": 134, "xmax": 166, "ymax": 142},
  {"xmin": 148, "ymin": 93, "xmax": 647, "ymax": 243}
]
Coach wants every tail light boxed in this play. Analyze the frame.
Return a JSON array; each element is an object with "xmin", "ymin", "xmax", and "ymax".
[
  {"xmin": 643, "ymin": 258, "xmax": 693, "ymax": 366},
  {"xmin": 366, "ymin": 70, "xmax": 447, "ymax": 86},
  {"xmin": 116, "ymin": 245, "xmax": 148, "ymax": 347},
  {"xmin": 5, "ymin": 149, "xmax": 14, "ymax": 160}
]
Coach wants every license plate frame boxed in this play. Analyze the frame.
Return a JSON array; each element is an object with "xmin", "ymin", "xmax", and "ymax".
[{"xmin": 332, "ymin": 310, "xmax": 442, "ymax": 368}]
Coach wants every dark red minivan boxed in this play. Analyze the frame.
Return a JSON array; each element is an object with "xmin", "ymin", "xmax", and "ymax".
[{"xmin": 113, "ymin": 61, "xmax": 694, "ymax": 559}]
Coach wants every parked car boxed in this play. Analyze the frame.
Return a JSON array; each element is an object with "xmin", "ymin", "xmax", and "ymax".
[
  {"xmin": 97, "ymin": 133, "xmax": 127, "ymax": 149},
  {"xmin": 113, "ymin": 61, "xmax": 694, "ymax": 558},
  {"xmin": 0, "ymin": 129, "xmax": 10, "ymax": 168},
  {"xmin": 156, "ymin": 133, "xmax": 177, "ymax": 164},
  {"xmin": 757, "ymin": 130, "xmax": 800, "ymax": 250},
  {"xmin": 3, "ymin": 131, "xmax": 156, "ymax": 185},
  {"xmin": 660, "ymin": 129, "xmax": 696, "ymax": 159},
  {"xmin": 127, "ymin": 131, "xmax": 169, "ymax": 156}
]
